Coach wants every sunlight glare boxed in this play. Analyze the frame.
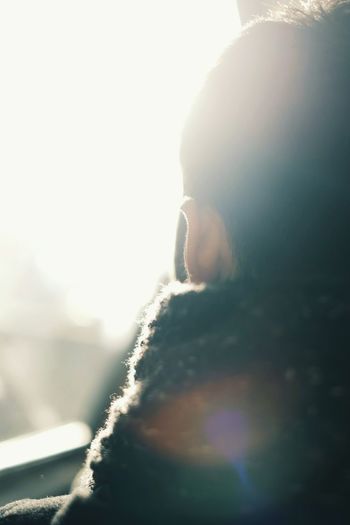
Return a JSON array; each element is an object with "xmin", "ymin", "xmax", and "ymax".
[{"xmin": 0, "ymin": 1, "xmax": 240, "ymax": 341}]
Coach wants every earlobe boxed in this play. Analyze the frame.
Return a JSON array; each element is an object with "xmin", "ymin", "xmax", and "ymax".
[
  {"xmin": 181, "ymin": 198, "xmax": 235, "ymax": 284},
  {"xmin": 181, "ymin": 198, "xmax": 202, "ymax": 282}
]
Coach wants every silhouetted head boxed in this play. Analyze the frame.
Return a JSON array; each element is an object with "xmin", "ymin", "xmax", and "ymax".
[{"xmin": 178, "ymin": 0, "xmax": 350, "ymax": 284}]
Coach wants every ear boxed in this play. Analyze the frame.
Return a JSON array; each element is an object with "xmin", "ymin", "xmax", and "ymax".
[{"xmin": 181, "ymin": 198, "xmax": 235, "ymax": 284}]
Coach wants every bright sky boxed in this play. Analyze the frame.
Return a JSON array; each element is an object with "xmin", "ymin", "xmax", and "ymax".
[{"xmin": 0, "ymin": 1, "xmax": 240, "ymax": 339}]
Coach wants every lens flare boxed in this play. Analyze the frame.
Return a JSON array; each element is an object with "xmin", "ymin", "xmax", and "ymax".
[
  {"xmin": 135, "ymin": 370, "xmax": 306, "ymax": 511},
  {"xmin": 137, "ymin": 373, "xmax": 287, "ymax": 465}
]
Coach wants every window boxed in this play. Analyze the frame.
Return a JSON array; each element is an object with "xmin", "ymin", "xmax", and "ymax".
[{"xmin": 0, "ymin": 1, "xmax": 240, "ymax": 443}]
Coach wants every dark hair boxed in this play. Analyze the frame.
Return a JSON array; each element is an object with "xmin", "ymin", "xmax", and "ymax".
[{"xmin": 180, "ymin": 0, "xmax": 350, "ymax": 281}]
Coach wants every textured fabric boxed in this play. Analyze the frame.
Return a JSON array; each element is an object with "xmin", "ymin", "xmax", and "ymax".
[
  {"xmin": 0, "ymin": 497, "xmax": 67, "ymax": 525},
  {"xmin": 1, "ymin": 278, "xmax": 350, "ymax": 524},
  {"xmin": 59, "ymin": 278, "xmax": 350, "ymax": 524}
]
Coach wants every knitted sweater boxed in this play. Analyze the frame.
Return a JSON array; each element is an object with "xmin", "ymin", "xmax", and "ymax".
[{"xmin": 1, "ymin": 278, "xmax": 350, "ymax": 524}]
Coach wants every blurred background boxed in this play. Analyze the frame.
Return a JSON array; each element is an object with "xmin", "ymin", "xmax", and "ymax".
[{"xmin": 0, "ymin": 1, "xmax": 241, "ymax": 447}]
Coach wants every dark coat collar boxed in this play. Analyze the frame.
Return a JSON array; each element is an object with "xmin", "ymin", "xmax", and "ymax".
[{"xmin": 54, "ymin": 277, "xmax": 350, "ymax": 525}]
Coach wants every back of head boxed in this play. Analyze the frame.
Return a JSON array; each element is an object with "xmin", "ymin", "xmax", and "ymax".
[{"xmin": 181, "ymin": 0, "xmax": 350, "ymax": 282}]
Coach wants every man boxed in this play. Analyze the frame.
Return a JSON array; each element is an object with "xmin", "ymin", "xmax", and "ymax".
[{"xmin": 1, "ymin": 1, "xmax": 350, "ymax": 523}]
